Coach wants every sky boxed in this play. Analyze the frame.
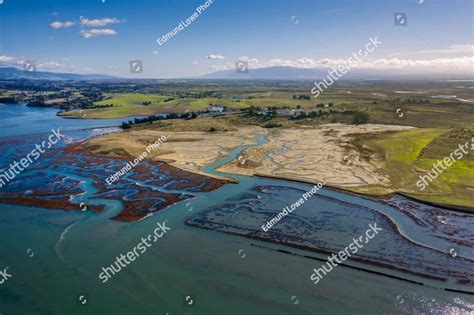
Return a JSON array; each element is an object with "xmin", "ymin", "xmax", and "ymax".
[{"xmin": 0, "ymin": 0, "xmax": 472, "ymax": 78}]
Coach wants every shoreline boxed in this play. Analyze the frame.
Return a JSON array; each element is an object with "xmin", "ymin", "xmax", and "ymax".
[{"xmin": 254, "ymin": 173, "xmax": 474, "ymax": 214}]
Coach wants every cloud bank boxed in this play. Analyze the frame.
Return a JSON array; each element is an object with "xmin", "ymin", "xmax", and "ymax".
[
  {"xmin": 206, "ymin": 54, "xmax": 474, "ymax": 74},
  {"xmin": 80, "ymin": 17, "xmax": 120, "ymax": 27},
  {"xmin": 50, "ymin": 21, "xmax": 76, "ymax": 29},
  {"xmin": 80, "ymin": 28, "xmax": 118, "ymax": 39}
]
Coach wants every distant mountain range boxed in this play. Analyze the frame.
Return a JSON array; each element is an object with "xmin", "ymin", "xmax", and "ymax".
[
  {"xmin": 201, "ymin": 66, "xmax": 473, "ymax": 81},
  {"xmin": 202, "ymin": 66, "xmax": 329, "ymax": 80},
  {"xmin": 0, "ymin": 65, "xmax": 471, "ymax": 81},
  {"xmin": 0, "ymin": 67, "xmax": 117, "ymax": 81}
]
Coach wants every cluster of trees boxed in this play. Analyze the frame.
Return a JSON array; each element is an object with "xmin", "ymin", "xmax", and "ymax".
[
  {"xmin": 316, "ymin": 103, "xmax": 334, "ymax": 108},
  {"xmin": 49, "ymin": 91, "xmax": 73, "ymax": 99},
  {"xmin": 447, "ymin": 128, "xmax": 474, "ymax": 140},
  {"xmin": 351, "ymin": 111, "xmax": 370, "ymax": 124},
  {"xmin": 57, "ymin": 97, "xmax": 94, "ymax": 110},
  {"xmin": 246, "ymin": 96, "xmax": 267, "ymax": 99},
  {"xmin": 88, "ymin": 104, "xmax": 114, "ymax": 109},
  {"xmin": 26, "ymin": 90, "xmax": 106, "ymax": 111},
  {"xmin": 264, "ymin": 122, "xmax": 283, "ymax": 128},
  {"xmin": 0, "ymin": 81, "xmax": 64, "ymax": 92},
  {"xmin": 243, "ymin": 106, "xmax": 277, "ymax": 118},
  {"xmin": 120, "ymin": 111, "xmax": 198, "ymax": 129},
  {"xmin": 141, "ymin": 98, "xmax": 174, "ymax": 106},
  {"xmin": 81, "ymin": 91, "xmax": 103, "ymax": 102},
  {"xmin": 293, "ymin": 94, "xmax": 311, "ymax": 100},
  {"xmin": 27, "ymin": 95, "xmax": 95, "ymax": 110},
  {"xmin": 173, "ymin": 91, "xmax": 222, "ymax": 99},
  {"xmin": 393, "ymin": 98, "xmax": 431, "ymax": 104},
  {"xmin": 290, "ymin": 110, "xmax": 325, "ymax": 120},
  {"xmin": 290, "ymin": 108, "xmax": 369, "ymax": 124}
]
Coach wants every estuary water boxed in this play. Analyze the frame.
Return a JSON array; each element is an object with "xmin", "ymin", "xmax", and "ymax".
[
  {"xmin": 0, "ymin": 104, "xmax": 472, "ymax": 315},
  {"xmin": 0, "ymin": 103, "xmax": 142, "ymax": 137}
]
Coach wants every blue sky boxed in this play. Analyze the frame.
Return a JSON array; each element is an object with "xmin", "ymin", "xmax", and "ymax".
[{"xmin": 0, "ymin": 0, "xmax": 472, "ymax": 78}]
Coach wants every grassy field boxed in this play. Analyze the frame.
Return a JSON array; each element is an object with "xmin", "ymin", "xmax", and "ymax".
[
  {"xmin": 97, "ymin": 93, "xmax": 170, "ymax": 106},
  {"xmin": 58, "ymin": 82, "xmax": 473, "ymax": 122},
  {"xmin": 60, "ymin": 92, "xmax": 325, "ymax": 118},
  {"xmin": 354, "ymin": 128, "xmax": 474, "ymax": 209}
]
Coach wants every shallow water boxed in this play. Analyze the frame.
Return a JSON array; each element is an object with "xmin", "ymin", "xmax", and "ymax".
[{"xmin": 0, "ymin": 107, "xmax": 473, "ymax": 314}]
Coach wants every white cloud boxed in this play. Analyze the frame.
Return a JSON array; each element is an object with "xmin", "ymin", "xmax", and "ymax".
[
  {"xmin": 206, "ymin": 54, "xmax": 224, "ymax": 60},
  {"xmin": 80, "ymin": 17, "xmax": 120, "ymax": 27},
  {"xmin": 36, "ymin": 61, "xmax": 96, "ymax": 73},
  {"xmin": 414, "ymin": 45, "xmax": 474, "ymax": 55},
  {"xmin": 237, "ymin": 56, "xmax": 259, "ymax": 64},
  {"xmin": 0, "ymin": 55, "xmax": 17, "ymax": 64},
  {"xmin": 339, "ymin": 56, "xmax": 474, "ymax": 71},
  {"xmin": 192, "ymin": 61, "xmax": 199, "ymax": 65},
  {"xmin": 389, "ymin": 45, "xmax": 474, "ymax": 57},
  {"xmin": 205, "ymin": 54, "xmax": 473, "ymax": 75},
  {"xmin": 50, "ymin": 21, "xmax": 76, "ymax": 29},
  {"xmin": 208, "ymin": 63, "xmax": 234, "ymax": 71},
  {"xmin": 80, "ymin": 28, "xmax": 118, "ymax": 39},
  {"xmin": 37, "ymin": 61, "xmax": 69, "ymax": 71},
  {"xmin": 0, "ymin": 54, "xmax": 95, "ymax": 73},
  {"xmin": 262, "ymin": 56, "xmax": 473, "ymax": 71},
  {"xmin": 296, "ymin": 57, "xmax": 316, "ymax": 66}
]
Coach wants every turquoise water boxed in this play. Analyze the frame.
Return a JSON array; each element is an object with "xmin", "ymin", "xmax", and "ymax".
[{"xmin": 0, "ymin": 106, "xmax": 473, "ymax": 314}]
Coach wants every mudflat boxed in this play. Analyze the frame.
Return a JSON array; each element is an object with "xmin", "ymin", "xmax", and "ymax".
[
  {"xmin": 217, "ymin": 123, "xmax": 414, "ymax": 189},
  {"xmin": 84, "ymin": 123, "xmax": 414, "ymax": 191}
]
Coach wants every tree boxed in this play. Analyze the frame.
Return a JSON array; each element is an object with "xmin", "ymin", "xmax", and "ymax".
[
  {"xmin": 120, "ymin": 122, "xmax": 131, "ymax": 129},
  {"xmin": 351, "ymin": 111, "xmax": 370, "ymax": 124}
]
